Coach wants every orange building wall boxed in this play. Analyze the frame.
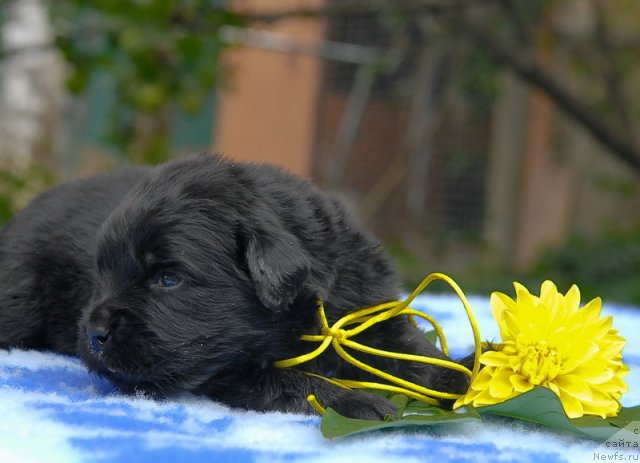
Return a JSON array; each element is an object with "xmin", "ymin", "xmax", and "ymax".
[{"xmin": 213, "ymin": 1, "xmax": 326, "ymax": 178}]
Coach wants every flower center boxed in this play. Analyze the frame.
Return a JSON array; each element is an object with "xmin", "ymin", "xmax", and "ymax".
[{"xmin": 517, "ymin": 340, "xmax": 561, "ymax": 385}]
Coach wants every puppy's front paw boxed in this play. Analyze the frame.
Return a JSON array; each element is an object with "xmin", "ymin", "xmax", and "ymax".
[{"xmin": 328, "ymin": 390, "xmax": 398, "ymax": 420}]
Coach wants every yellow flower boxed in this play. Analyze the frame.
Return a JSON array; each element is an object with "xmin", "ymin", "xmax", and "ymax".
[{"xmin": 454, "ymin": 281, "xmax": 629, "ymax": 418}]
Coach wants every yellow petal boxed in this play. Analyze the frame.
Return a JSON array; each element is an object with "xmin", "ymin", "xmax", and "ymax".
[
  {"xmin": 577, "ymin": 297, "xmax": 602, "ymax": 323},
  {"xmin": 581, "ymin": 404, "xmax": 609, "ymax": 419},
  {"xmin": 561, "ymin": 342, "xmax": 599, "ymax": 373},
  {"xmin": 573, "ymin": 361, "xmax": 614, "ymax": 385},
  {"xmin": 480, "ymin": 351, "xmax": 510, "ymax": 367},
  {"xmin": 581, "ymin": 390, "xmax": 620, "ymax": 418},
  {"xmin": 510, "ymin": 374, "xmax": 533, "ymax": 393},
  {"xmin": 555, "ymin": 375, "xmax": 593, "ymax": 401},
  {"xmin": 582, "ymin": 371, "xmax": 615, "ymax": 386},
  {"xmin": 540, "ymin": 280, "xmax": 561, "ymax": 317},
  {"xmin": 563, "ymin": 284, "xmax": 581, "ymax": 314},
  {"xmin": 500, "ymin": 341, "xmax": 517, "ymax": 355},
  {"xmin": 489, "ymin": 370, "xmax": 515, "ymax": 399},
  {"xmin": 469, "ymin": 368, "xmax": 494, "ymax": 391},
  {"xmin": 582, "ymin": 390, "xmax": 619, "ymax": 409},
  {"xmin": 513, "ymin": 284, "xmax": 540, "ymax": 332},
  {"xmin": 453, "ymin": 387, "xmax": 480, "ymax": 408},
  {"xmin": 598, "ymin": 375, "xmax": 628, "ymax": 395},
  {"xmin": 470, "ymin": 387, "xmax": 499, "ymax": 407},
  {"xmin": 597, "ymin": 338, "xmax": 626, "ymax": 359},
  {"xmin": 513, "ymin": 281, "xmax": 534, "ymax": 304},
  {"xmin": 502, "ymin": 310, "xmax": 523, "ymax": 340},
  {"xmin": 615, "ymin": 363, "xmax": 630, "ymax": 377},
  {"xmin": 574, "ymin": 315, "xmax": 612, "ymax": 341},
  {"xmin": 556, "ymin": 389, "xmax": 584, "ymax": 418},
  {"xmin": 490, "ymin": 292, "xmax": 517, "ymax": 340},
  {"xmin": 453, "ymin": 396, "xmax": 468, "ymax": 409}
]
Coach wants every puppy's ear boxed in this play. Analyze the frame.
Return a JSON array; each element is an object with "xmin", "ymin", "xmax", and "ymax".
[{"xmin": 242, "ymin": 225, "xmax": 310, "ymax": 311}]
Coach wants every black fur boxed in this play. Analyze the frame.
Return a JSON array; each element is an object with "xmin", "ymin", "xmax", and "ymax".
[{"xmin": 0, "ymin": 154, "xmax": 468, "ymax": 419}]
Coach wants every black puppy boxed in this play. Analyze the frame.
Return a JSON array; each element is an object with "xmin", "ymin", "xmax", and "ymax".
[{"xmin": 0, "ymin": 154, "xmax": 467, "ymax": 419}]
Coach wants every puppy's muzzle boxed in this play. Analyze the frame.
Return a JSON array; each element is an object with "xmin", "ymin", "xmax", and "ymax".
[
  {"xmin": 87, "ymin": 325, "xmax": 110, "ymax": 353},
  {"xmin": 84, "ymin": 303, "xmax": 115, "ymax": 353}
]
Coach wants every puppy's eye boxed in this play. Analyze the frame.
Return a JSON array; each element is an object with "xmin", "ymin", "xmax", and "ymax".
[{"xmin": 151, "ymin": 271, "xmax": 182, "ymax": 288}]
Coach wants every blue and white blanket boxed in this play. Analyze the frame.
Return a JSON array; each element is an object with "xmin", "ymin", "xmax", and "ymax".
[{"xmin": 1, "ymin": 294, "xmax": 638, "ymax": 463}]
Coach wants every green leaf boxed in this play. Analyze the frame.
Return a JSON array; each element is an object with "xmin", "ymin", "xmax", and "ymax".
[
  {"xmin": 477, "ymin": 387, "xmax": 622, "ymax": 441},
  {"xmin": 404, "ymin": 399, "xmax": 450, "ymax": 415},
  {"xmin": 423, "ymin": 330, "xmax": 438, "ymax": 344},
  {"xmin": 388, "ymin": 394, "xmax": 411, "ymax": 414},
  {"xmin": 319, "ymin": 387, "xmax": 640, "ymax": 440},
  {"xmin": 605, "ymin": 405, "xmax": 640, "ymax": 428},
  {"xmin": 66, "ymin": 69, "xmax": 89, "ymax": 93},
  {"xmin": 320, "ymin": 405, "xmax": 480, "ymax": 439}
]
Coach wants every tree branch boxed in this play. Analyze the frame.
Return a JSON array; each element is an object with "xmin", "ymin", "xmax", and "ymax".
[
  {"xmin": 497, "ymin": 0, "xmax": 531, "ymax": 45},
  {"xmin": 458, "ymin": 16, "xmax": 640, "ymax": 175}
]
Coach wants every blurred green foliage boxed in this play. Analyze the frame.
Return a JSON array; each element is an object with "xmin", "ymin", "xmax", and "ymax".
[
  {"xmin": 390, "ymin": 229, "xmax": 640, "ymax": 306},
  {"xmin": 457, "ymin": 46, "xmax": 500, "ymax": 110},
  {"xmin": 528, "ymin": 230, "xmax": 640, "ymax": 306},
  {"xmin": 48, "ymin": 0, "xmax": 242, "ymax": 163},
  {"xmin": 0, "ymin": 167, "xmax": 55, "ymax": 226}
]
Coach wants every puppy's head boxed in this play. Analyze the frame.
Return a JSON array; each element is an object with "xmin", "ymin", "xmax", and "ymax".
[{"xmin": 77, "ymin": 155, "xmax": 314, "ymax": 394}]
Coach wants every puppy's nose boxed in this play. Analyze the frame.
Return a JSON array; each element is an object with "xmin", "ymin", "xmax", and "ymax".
[{"xmin": 87, "ymin": 326, "xmax": 110, "ymax": 353}]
